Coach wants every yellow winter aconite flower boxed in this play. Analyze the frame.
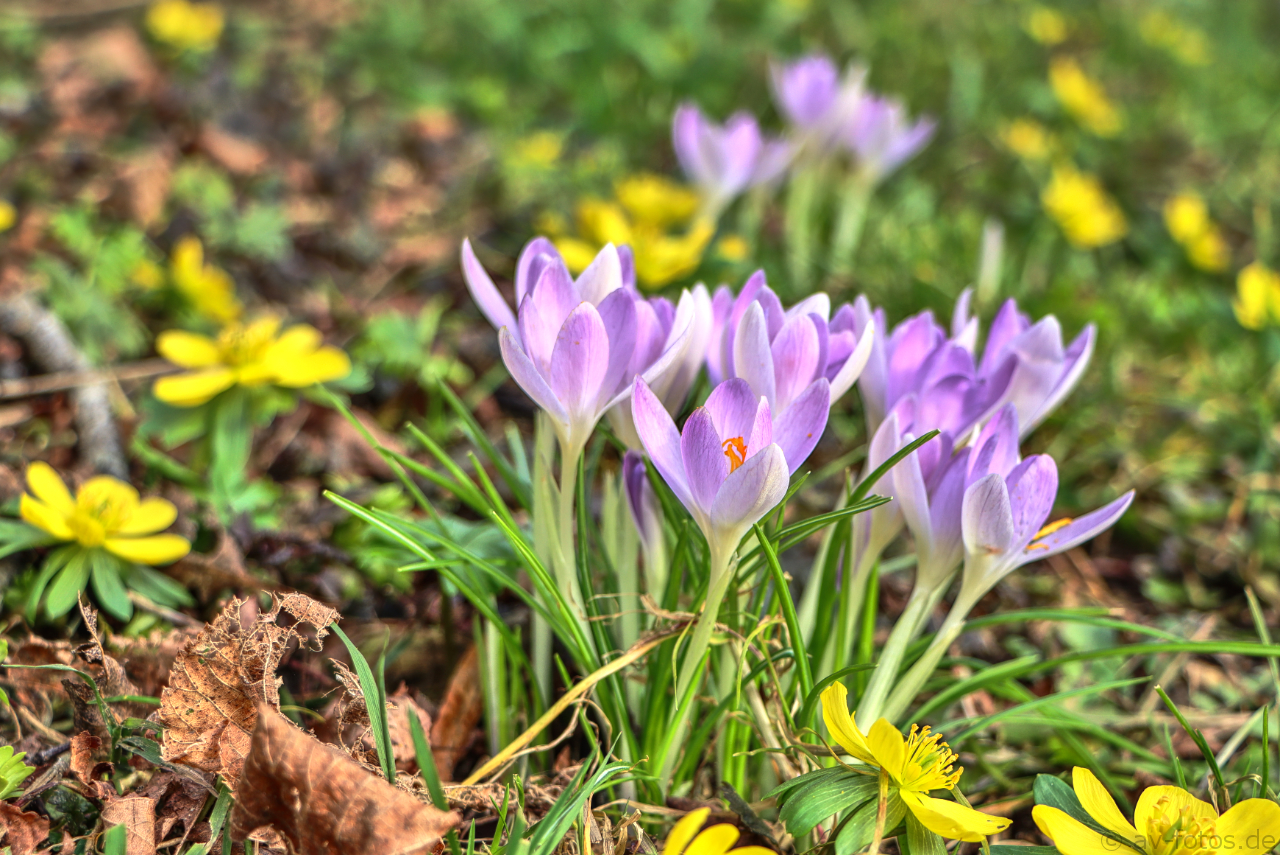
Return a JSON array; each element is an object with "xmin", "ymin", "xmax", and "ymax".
[
  {"xmin": 552, "ymin": 176, "xmax": 713, "ymax": 290},
  {"xmin": 1164, "ymin": 193, "xmax": 1229, "ymax": 273},
  {"xmin": 1000, "ymin": 118, "xmax": 1054, "ymax": 161},
  {"xmin": 1141, "ymin": 11, "xmax": 1210, "ymax": 66},
  {"xmin": 511, "ymin": 132, "xmax": 564, "ymax": 168},
  {"xmin": 820, "ymin": 684, "xmax": 1011, "ymax": 843},
  {"xmin": 145, "ymin": 0, "xmax": 225, "ymax": 52},
  {"xmin": 661, "ymin": 808, "xmax": 774, "ymax": 855},
  {"xmin": 1042, "ymin": 164, "xmax": 1128, "ymax": 248},
  {"xmin": 715, "ymin": 234, "xmax": 750, "ymax": 262},
  {"xmin": 1050, "ymin": 57, "xmax": 1122, "ymax": 137},
  {"xmin": 20, "ymin": 463, "xmax": 189, "ymax": 565},
  {"xmin": 1025, "ymin": 6, "xmax": 1069, "ymax": 45},
  {"xmin": 1034, "ymin": 767, "xmax": 1280, "ymax": 855},
  {"xmin": 1235, "ymin": 262, "xmax": 1280, "ymax": 330},
  {"xmin": 0, "ymin": 200, "xmax": 16, "ymax": 234},
  {"xmin": 154, "ymin": 316, "xmax": 352, "ymax": 407},
  {"xmin": 170, "ymin": 236, "xmax": 242, "ymax": 322}
]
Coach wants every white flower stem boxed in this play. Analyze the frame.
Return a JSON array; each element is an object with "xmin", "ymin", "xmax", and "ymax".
[
  {"xmin": 880, "ymin": 595, "xmax": 973, "ymax": 724},
  {"xmin": 829, "ymin": 174, "xmax": 873, "ymax": 280},
  {"xmin": 856, "ymin": 587, "xmax": 934, "ymax": 729}
]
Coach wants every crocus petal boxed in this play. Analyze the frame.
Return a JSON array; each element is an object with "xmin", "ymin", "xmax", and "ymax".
[
  {"xmin": 828, "ymin": 318, "xmax": 875, "ymax": 404},
  {"xmin": 1022, "ymin": 323, "xmax": 1095, "ymax": 436},
  {"xmin": 116, "ymin": 497, "xmax": 179, "ymax": 536},
  {"xmin": 819, "ymin": 683, "xmax": 878, "ymax": 766},
  {"xmin": 894, "ymin": 433, "xmax": 934, "ymax": 557},
  {"xmin": 462, "ymin": 239, "xmax": 519, "ymax": 336},
  {"xmin": 549, "ymin": 303, "xmax": 610, "ymax": 426},
  {"xmin": 1033, "ymin": 806, "xmax": 1118, "ymax": 855},
  {"xmin": 1006, "ymin": 455, "xmax": 1059, "ymax": 547},
  {"xmin": 773, "ymin": 379, "xmax": 830, "ymax": 474},
  {"xmin": 899, "ymin": 790, "xmax": 1010, "ymax": 843},
  {"xmin": 682, "ymin": 407, "xmax": 729, "ymax": 515},
  {"xmin": 519, "ymin": 263, "xmax": 578, "ymax": 374},
  {"xmin": 631, "ymin": 378, "xmax": 692, "ymax": 509},
  {"xmin": 978, "ymin": 299, "xmax": 1028, "ymax": 378},
  {"xmin": 1020, "ymin": 491, "xmax": 1134, "ymax": 565},
  {"xmin": 154, "ymin": 368, "xmax": 237, "ymax": 407},
  {"xmin": 104, "ymin": 534, "xmax": 191, "ymax": 565},
  {"xmin": 594, "ymin": 289, "xmax": 638, "ymax": 408},
  {"xmin": 746, "ymin": 396, "xmax": 773, "ymax": 463},
  {"xmin": 921, "ymin": 450, "xmax": 970, "ymax": 587},
  {"xmin": 574, "ymin": 243, "xmax": 623, "ymax": 306},
  {"xmin": 673, "ymin": 104, "xmax": 713, "ymax": 188},
  {"xmin": 665, "ymin": 809, "xmax": 711, "ymax": 855},
  {"xmin": 156, "ymin": 331, "xmax": 221, "ymax": 369},
  {"xmin": 733, "ymin": 301, "xmax": 777, "ymax": 407},
  {"xmin": 498, "ymin": 327, "xmax": 567, "ymax": 422},
  {"xmin": 20, "ymin": 495, "xmax": 72, "ymax": 540},
  {"xmin": 771, "ymin": 314, "xmax": 822, "ymax": 412},
  {"xmin": 26, "ymin": 461, "xmax": 74, "ymax": 516},
  {"xmin": 514, "ymin": 237, "xmax": 560, "ymax": 305},
  {"xmin": 969, "ymin": 404, "xmax": 1021, "ymax": 482},
  {"xmin": 703, "ymin": 377, "xmax": 760, "ymax": 442},
  {"xmin": 708, "ymin": 443, "xmax": 788, "ymax": 541},
  {"xmin": 1217, "ymin": 799, "xmax": 1280, "ymax": 855},
  {"xmin": 1070, "ymin": 768, "xmax": 1138, "ymax": 843},
  {"xmin": 962, "ymin": 472, "xmax": 1015, "ymax": 558}
]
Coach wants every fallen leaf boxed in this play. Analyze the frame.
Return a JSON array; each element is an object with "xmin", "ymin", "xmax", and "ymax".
[
  {"xmin": 139, "ymin": 770, "xmax": 213, "ymax": 841},
  {"xmin": 199, "ymin": 125, "xmax": 269, "ymax": 175},
  {"xmin": 102, "ymin": 795, "xmax": 158, "ymax": 855},
  {"xmin": 0, "ymin": 802, "xmax": 50, "ymax": 855},
  {"xmin": 431, "ymin": 646, "xmax": 481, "ymax": 781},
  {"xmin": 118, "ymin": 145, "xmax": 176, "ymax": 228},
  {"xmin": 69, "ymin": 731, "xmax": 113, "ymax": 799},
  {"xmin": 229, "ymin": 706, "xmax": 460, "ymax": 855},
  {"xmin": 159, "ymin": 594, "xmax": 339, "ymax": 789}
]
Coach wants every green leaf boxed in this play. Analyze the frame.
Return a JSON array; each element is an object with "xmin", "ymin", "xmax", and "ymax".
[
  {"xmin": 126, "ymin": 565, "xmax": 195, "ymax": 609},
  {"xmin": 103, "ymin": 823, "xmax": 127, "ymax": 855},
  {"xmin": 905, "ymin": 812, "xmax": 947, "ymax": 855},
  {"xmin": 778, "ymin": 771, "xmax": 878, "ymax": 837},
  {"xmin": 45, "ymin": 549, "xmax": 91, "ymax": 618},
  {"xmin": 834, "ymin": 792, "xmax": 905, "ymax": 855},
  {"xmin": 90, "ymin": 552, "xmax": 133, "ymax": 621},
  {"xmin": 331, "ymin": 624, "xmax": 395, "ymax": 782}
]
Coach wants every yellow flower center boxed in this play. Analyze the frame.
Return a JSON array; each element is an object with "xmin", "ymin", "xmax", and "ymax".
[
  {"xmin": 216, "ymin": 322, "xmax": 277, "ymax": 368},
  {"xmin": 67, "ymin": 490, "xmax": 132, "ymax": 547},
  {"xmin": 1144, "ymin": 796, "xmax": 1217, "ymax": 855},
  {"xmin": 722, "ymin": 437, "xmax": 747, "ymax": 473},
  {"xmin": 896, "ymin": 724, "xmax": 962, "ymax": 793}
]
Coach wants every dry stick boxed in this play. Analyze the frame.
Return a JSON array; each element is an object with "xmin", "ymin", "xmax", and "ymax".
[
  {"xmin": 1137, "ymin": 613, "xmax": 1218, "ymax": 714},
  {"xmin": 0, "ymin": 295, "xmax": 127, "ymax": 477},
  {"xmin": 0, "ymin": 359, "xmax": 176, "ymax": 401},
  {"xmin": 460, "ymin": 628, "xmax": 681, "ymax": 786}
]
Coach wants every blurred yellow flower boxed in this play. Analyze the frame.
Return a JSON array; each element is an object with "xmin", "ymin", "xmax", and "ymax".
[
  {"xmin": 154, "ymin": 316, "xmax": 351, "ymax": 407},
  {"xmin": 999, "ymin": 118, "xmax": 1054, "ymax": 161},
  {"xmin": 130, "ymin": 259, "xmax": 166, "ymax": 291},
  {"xmin": 511, "ymin": 132, "xmax": 564, "ymax": 168},
  {"xmin": 1164, "ymin": 192, "xmax": 1229, "ymax": 273},
  {"xmin": 0, "ymin": 200, "xmax": 16, "ymax": 234},
  {"xmin": 715, "ymin": 235, "xmax": 750, "ymax": 262},
  {"xmin": 170, "ymin": 236, "xmax": 242, "ymax": 322},
  {"xmin": 1050, "ymin": 57, "xmax": 1122, "ymax": 137},
  {"xmin": 20, "ymin": 462, "xmax": 189, "ymax": 565},
  {"xmin": 1140, "ymin": 10, "xmax": 1210, "ymax": 66},
  {"xmin": 1025, "ymin": 6, "xmax": 1069, "ymax": 45},
  {"xmin": 145, "ymin": 0, "xmax": 225, "ymax": 52},
  {"xmin": 661, "ymin": 808, "xmax": 773, "ymax": 855},
  {"xmin": 1235, "ymin": 262, "xmax": 1280, "ymax": 330},
  {"xmin": 1042, "ymin": 164, "xmax": 1127, "ymax": 248},
  {"xmin": 615, "ymin": 174, "xmax": 701, "ymax": 227}
]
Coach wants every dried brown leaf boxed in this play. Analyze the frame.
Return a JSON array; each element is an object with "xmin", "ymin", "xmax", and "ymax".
[
  {"xmin": 69, "ymin": 732, "xmax": 112, "ymax": 798},
  {"xmin": 229, "ymin": 707, "xmax": 460, "ymax": 855},
  {"xmin": 0, "ymin": 802, "xmax": 50, "ymax": 855},
  {"xmin": 102, "ymin": 795, "xmax": 158, "ymax": 855},
  {"xmin": 431, "ymin": 645, "xmax": 481, "ymax": 781},
  {"xmin": 159, "ymin": 594, "xmax": 339, "ymax": 788},
  {"xmin": 199, "ymin": 125, "xmax": 269, "ymax": 175}
]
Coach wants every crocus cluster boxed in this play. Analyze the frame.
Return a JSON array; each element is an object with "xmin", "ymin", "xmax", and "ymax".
[{"xmin": 672, "ymin": 106, "xmax": 791, "ymax": 217}]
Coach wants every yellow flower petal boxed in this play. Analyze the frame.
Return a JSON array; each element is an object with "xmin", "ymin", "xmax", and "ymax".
[
  {"xmin": 104, "ymin": 534, "xmax": 191, "ymax": 565},
  {"xmin": 267, "ymin": 325, "xmax": 323, "ymax": 356},
  {"xmin": 157, "ymin": 331, "xmax": 222, "ymax": 368},
  {"xmin": 1033, "ymin": 805, "xmax": 1120, "ymax": 855},
  {"xmin": 899, "ymin": 790, "xmax": 1010, "ymax": 843},
  {"xmin": 26, "ymin": 461, "xmax": 74, "ymax": 516},
  {"xmin": 554, "ymin": 238, "xmax": 605, "ymax": 275},
  {"xmin": 819, "ymin": 683, "xmax": 878, "ymax": 766},
  {"xmin": 79, "ymin": 476, "xmax": 140, "ymax": 511},
  {"xmin": 1163, "ymin": 193, "xmax": 1209, "ymax": 244},
  {"xmin": 1071, "ymin": 767, "xmax": 1138, "ymax": 842},
  {"xmin": 154, "ymin": 367, "xmax": 237, "ymax": 407},
  {"xmin": 1217, "ymin": 799, "xmax": 1280, "ymax": 855},
  {"xmin": 664, "ymin": 809, "xmax": 710, "ymax": 855},
  {"xmin": 1133, "ymin": 786, "xmax": 1214, "ymax": 836},
  {"xmin": 170, "ymin": 234, "xmax": 204, "ymax": 280},
  {"xmin": 867, "ymin": 718, "xmax": 907, "ymax": 783},
  {"xmin": 20, "ymin": 495, "xmax": 72, "ymax": 541},
  {"xmin": 116, "ymin": 498, "xmax": 178, "ymax": 536},
  {"xmin": 685, "ymin": 825, "xmax": 740, "ymax": 855},
  {"xmin": 272, "ymin": 346, "xmax": 351, "ymax": 387}
]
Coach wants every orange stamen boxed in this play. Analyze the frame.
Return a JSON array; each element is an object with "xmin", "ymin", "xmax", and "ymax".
[
  {"xmin": 722, "ymin": 437, "xmax": 746, "ymax": 473},
  {"xmin": 1032, "ymin": 517, "xmax": 1074, "ymax": 541}
]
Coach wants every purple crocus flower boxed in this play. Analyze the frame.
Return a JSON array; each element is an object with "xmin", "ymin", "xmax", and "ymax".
[
  {"xmin": 852, "ymin": 296, "xmax": 1013, "ymax": 441},
  {"xmin": 705, "ymin": 271, "xmax": 875, "ymax": 468},
  {"xmin": 608, "ymin": 284, "xmax": 714, "ymax": 449},
  {"xmin": 623, "ymin": 450, "xmax": 664, "ymax": 575},
  {"xmin": 672, "ymin": 104, "xmax": 792, "ymax": 214},
  {"xmin": 770, "ymin": 54, "xmax": 867, "ymax": 152},
  {"xmin": 842, "ymin": 95, "xmax": 936, "ymax": 185},
  {"xmin": 952, "ymin": 291, "xmax": 1096, "ymax": 438},
  {"xmin": 631, "ymin": 376, "xmax": 798, "ymax": 561},
  {"xmin": 462, "ymin": 238, "xmax": 691, "ymax": 455}
]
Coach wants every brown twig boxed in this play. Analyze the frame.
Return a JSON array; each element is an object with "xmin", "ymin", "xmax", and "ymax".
[
  {"xmin": 0, "ymin": 294, "xmax": 127, "ymax": 477},
  {"xmin": 0, "ymin": 359, "xmax": 176, "ymax": 401}
]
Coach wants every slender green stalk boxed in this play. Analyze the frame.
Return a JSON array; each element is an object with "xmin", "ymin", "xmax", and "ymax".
[
  {"xmin": 829, "ymin": 174, "xmax": 873, "ymax": 280},
  {"xmin": 785, "ymin": 162, "xmax": 825, "ymax": 293},
  {"xmin": 856, "ymin": 590, "xmax": 932, "ymax": 728}
]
